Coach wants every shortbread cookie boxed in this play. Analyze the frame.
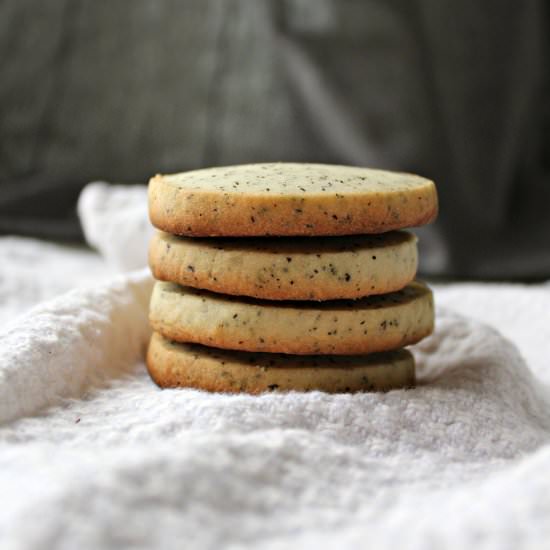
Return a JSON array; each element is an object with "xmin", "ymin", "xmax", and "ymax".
[
  {"xmin": 149, "ymin": 230, "xmax": 418, "ymax": 300},
  {"xmin": 148, "ymin": 163, "xmax": 438, "ymax": 236},
  {"xmin": 147, "ymin": 332, "xmax": 415, "ymax": 393},
  {"xmin": 149, "ymin": 281, "xmax": 434, "ymax": 355}
]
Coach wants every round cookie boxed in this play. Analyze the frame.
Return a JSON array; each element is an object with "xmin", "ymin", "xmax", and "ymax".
[
  {"xmin": 149, "ymin": 230, "xmax": 418, "ymax": 301},
  {"xmin": 149, "ymin": 281, "xmax": 434, "ymax": 355},
  {"xmin": 147, "ymin": 332, "xmax": 415, "ymax": 393},
  {"xmin": 148, "ymin": 163, "xmax": 438, "ymax": 237}
]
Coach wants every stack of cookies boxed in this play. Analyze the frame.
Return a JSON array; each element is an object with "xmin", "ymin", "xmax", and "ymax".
[{"xmin": 146, "ymin": 163, "xmax": 437, "ymax": 393}]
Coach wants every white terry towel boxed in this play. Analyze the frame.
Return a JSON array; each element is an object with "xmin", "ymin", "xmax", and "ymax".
[
  {"xmin": 0, "ymin": 183, "xmax": 549, "ymax": 549},
  {"xmin": 78, "ymin": 181, "xmax": 152, "ymax": 271}
]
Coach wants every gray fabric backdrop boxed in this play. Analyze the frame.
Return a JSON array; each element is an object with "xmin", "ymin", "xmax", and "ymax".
[{"xmin": 1, "ymin": 0, "xmax": 548, "ymax": 278}]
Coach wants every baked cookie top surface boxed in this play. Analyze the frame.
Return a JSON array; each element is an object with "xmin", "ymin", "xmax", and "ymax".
[
  {"xmin": 156, "ymin": 163, "xmax": 433, "ymax": 196},
  {"xmin": 149, "ymin": 163, "xmax": 437, "ymax": 236}
]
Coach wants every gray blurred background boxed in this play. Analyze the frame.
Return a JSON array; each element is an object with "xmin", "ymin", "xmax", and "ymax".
[{"xmin": 1, "ymin": 0, "xmax": 549, "ymax": 278}]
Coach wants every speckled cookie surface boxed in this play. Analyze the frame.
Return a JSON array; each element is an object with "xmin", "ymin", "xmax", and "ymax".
[
  {"xmin": 146, "ymin": 332, "xmax": 415, "ymax": 393},
  {"xmin": 149, "ymin": 231, "xmax": 418, "ymax": 300},
  {"xmin": 148, "ymin": 163, "xmax": 438, "ymax": 236},
  {"xmin": 149, "ymin": 281, "xmax": 434, "ymax": 355}
]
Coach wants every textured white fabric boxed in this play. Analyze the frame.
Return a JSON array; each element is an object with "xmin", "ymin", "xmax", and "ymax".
[
  {"xmin": 0, "ymin": 236, "xmax": 113, "ymax": 327},
  {"xmin": 1, "ymin": 183, "xmax": 549, "ymax": 550},
  {"xmin": 78, "ymin": 181, "xmax": 153, "ymax": 271}
]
